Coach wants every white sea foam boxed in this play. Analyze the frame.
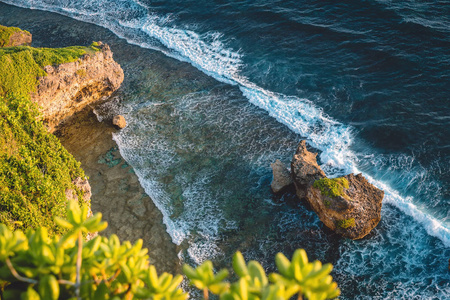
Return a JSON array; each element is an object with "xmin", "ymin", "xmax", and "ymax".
[{"xmin": 4, "ymin": 0, "xmax": 450, "ymax": 252}]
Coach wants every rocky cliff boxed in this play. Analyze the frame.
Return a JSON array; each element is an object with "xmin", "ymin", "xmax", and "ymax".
[
  {"xmin": 31, "ymin": 42, "xmax": 124, "ymax": 131},
  {"xmin": 0, "ymin": 24, "xmax": 32, "ymax": 47},
  {"xmin": 291, "ymin": 141, "xmax": 384, "ymax": 239}
]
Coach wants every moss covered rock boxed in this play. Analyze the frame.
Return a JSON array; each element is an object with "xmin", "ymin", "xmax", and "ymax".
[{"xmin": 291, "ymin": 140, "xmax": 384, "ymax": 240}]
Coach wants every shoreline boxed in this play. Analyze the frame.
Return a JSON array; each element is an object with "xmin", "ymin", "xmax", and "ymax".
[{"xmin": 56, "ymin": 104, "xmax": 180, "ymax": 274}]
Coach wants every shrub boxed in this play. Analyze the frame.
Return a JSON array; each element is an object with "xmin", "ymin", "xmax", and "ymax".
[
  {"xmin": 0, "ymin": 95, "xmax": 85, "ymax": 235},
  {"xmin": 0, "ymin": 203, "xmax": 340, "ymax": 300},
  {"xmin": 0, "ymin": 27, "xmax": 100, "ymax": 235}
]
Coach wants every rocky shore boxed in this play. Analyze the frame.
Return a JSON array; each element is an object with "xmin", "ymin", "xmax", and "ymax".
[{"xmin": 56, "ymin": 107, "xmax": 179, "ymax": 273}]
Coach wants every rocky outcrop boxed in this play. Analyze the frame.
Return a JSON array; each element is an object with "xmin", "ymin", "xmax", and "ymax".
[
  {"xmin": 270, "ymin": 159, "xmax": 293, "ymax": 193},
  {"xmin": 31, "ymin": 42, "xmax": 124, "ymax": 131},
  {"xmin": 112, "ymin": 115, "xmax": 127, "ymax": 129},
  {"xmin": 291, "ymin": 141, "xmax": 326, "ymax": 198},
  {"xmin": 0, "ymin": 25, "xmax": 32, "ymax": 47},
  {"xmin": 291, "ymin": 140, "xmax": 384, "ymax": 239}
]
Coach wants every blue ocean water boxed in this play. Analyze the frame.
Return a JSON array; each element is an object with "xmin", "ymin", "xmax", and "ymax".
[{"xmin": 1, "ymin": 0, "xmax": 449, "ymax": 298}]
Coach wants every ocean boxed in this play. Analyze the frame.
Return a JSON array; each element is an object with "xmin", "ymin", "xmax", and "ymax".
[{"xmin": 0, "ymin": 0, "xmax": 449, "ymax": 298}]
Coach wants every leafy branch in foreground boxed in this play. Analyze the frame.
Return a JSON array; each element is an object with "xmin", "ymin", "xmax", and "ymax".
[{"xmin": 0, "ymin": 201, "xmax": 339, "ymax": 299}]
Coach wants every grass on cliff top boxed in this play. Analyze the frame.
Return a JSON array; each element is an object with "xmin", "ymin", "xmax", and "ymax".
[
  {"xmin": 0, "ymin": 95, "xmax": 86, "ymax": 234},
  {"xmin": 0, "ymin": 24, "xmax": 30, "ymax": 47},
  {"xmin": 313, "ymin": 177, "xmax": 350, "ymax": 199},
  {"xmin": 0, "ymin": 43, "xmax": 100, "ymax": 98}
]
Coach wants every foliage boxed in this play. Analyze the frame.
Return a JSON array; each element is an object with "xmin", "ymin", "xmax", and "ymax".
[
  {"xmin": 336, "ymin": 218, "xmax": 355, "ymax": 229},
  {"xmin": 0, "ymin": 25, "xmax": 29, "ymax": 47},
  {"xmin": 0, "ymin": 27, "xmax": 98, "ymax": 235},
  {"xmin": 0, "ymin": 204, "xmax": 340, "ymax": 300},
  {"xmin": 313, "ymin": 177, "xmax": 349, "ymax": 199},
  {"xmin": 0, "ymin": 95, "xmax": 85, "ymax": 235},
  {"xmin": 0, "ymin": 43, "xmax": 100, "ymax": 98}
]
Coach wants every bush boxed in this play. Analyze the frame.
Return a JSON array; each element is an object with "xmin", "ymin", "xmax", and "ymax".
[
  {"xmin": 0, "ymin": 95, "xmax": 85, "ymax": 235},
  {"xmin": 0, "ymin": 28, "xmax": 100, "ymax": 235},
  {"xmin": 0, "ymin": 202, "xmax": 340, "ymax": 300}
]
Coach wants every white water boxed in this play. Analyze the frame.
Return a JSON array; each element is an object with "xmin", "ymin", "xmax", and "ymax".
[{"xmin": 3, "ymin": 0, "xmax": 450, "ymax": 248}]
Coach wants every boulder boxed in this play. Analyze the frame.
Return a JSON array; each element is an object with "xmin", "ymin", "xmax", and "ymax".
[
  {"xmin": 291, "ymin": 140, "xmax": 384, "ymax": 239},
  {"xmin": 0, "ymin": 25, "xmax": 32, "ymax": 47},
  {"xmin": 112, "ymin": 115, "xmax": 127, "ymax": 129},
  {"xmin": 270, "ymin": 159, "xmax": 293, "ymax": 193}
]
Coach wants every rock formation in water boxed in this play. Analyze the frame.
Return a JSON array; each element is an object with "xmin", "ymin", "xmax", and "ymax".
[
  {"xmin": 31, "ymin": 42, "xmax": 124, "ymax": 131},
  {"xmin": 112, "ymin": 115, "xmax": 127, "ymax": 129},
  {"xmin": 291, "ymin": 140, "xmax": 384, "ymax": 239},
  {"xmin": 0, "ymin": 24, "xmax": 32, "ymax": 47},
  {"xmin": 270, "ymin": 159, "xmax": 293, "ymax": 193}
]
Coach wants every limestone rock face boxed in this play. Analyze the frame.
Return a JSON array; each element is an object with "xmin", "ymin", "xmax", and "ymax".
[
  {"xmin": 0, "ymin": 25, "xmax": 32, "ymax": 47},
  {"xmin": 112, "ymin": 115, "xmax": 127, "ymax": 129},
  {"xmin": 291, "ymin": 140, "xmax": 326, "ymax": 198},
  {"xmin": 291, "ymin": 140, "xmax": 384, "ymax": 240},
  {"xmin": 270, "ymin": 159, "xmax": 293, "ymax": 193},
  {"xmin": 31, "ymin": 42, "xmax": 124, "ymax": 131}
]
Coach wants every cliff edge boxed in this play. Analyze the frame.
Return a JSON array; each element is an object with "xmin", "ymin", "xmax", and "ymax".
[
  {"xmin": 0, "ymin": 24, "xmax": 32, "ymax": 47},
  {"xmin": 31, "ymin": 42, "xmax": 124, "ymax": 131}
]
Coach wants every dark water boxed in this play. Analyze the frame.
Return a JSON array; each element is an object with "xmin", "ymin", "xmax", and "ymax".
[{"xmin": 1, "ymin": 0, "xmax": 449, "ymax": 298}]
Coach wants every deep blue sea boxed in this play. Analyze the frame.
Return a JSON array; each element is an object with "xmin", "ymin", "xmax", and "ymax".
[{"xmin": 1, "ymin": 0, "xmax": 450, "ymax": 298}]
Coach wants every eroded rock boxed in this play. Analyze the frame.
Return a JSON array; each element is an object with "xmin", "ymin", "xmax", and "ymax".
[
  {"xmin": 291, "ymin": 140, "xmax": 326, "ymax": 198},
  {"xmin": 31, "ymin": 42, "xmax": 124, "ymax": 131},
  {"xmin": 291, "ymin": 140, "xmax": 384, "ymax": 239},
  {"xmin": 270, "ymin": 159, "xmax": 293, "ymax": 193},
  {"xmin": 112, "ymin": 115, "xmax": 127, "ymax": 129}
]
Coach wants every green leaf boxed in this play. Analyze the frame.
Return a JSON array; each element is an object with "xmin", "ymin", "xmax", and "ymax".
[
  {"xmin": 248, "ymin": 261, "xmax": 267, "ymax": 286},
  {"xmin": 275, "ymin": 253, "xmax": 291, "ymax": 277},
  {"xmin": 232, "ymin": 251, "xmax": 248, "ymax": 278},
  {"xmin": 209, "ymin": 282, "xmax": 230, "ymax": 295},
  {"xmin": 93, "ymin": 282, "xmax": 109, "ymax": 300},
  {"xmin": 54, "ymin": 217, "xmax": 73, "ymax": 230},
  {"xmin": 21, "ymin": 287, "xmax": 41, "ymax": 300},
  {"xmin": 38, "ymin": 274, "xmax": 59, "ymax": 300},
  {"xmin": 213, "ymin": 269, "xmax": 229, "ymax": 284}
]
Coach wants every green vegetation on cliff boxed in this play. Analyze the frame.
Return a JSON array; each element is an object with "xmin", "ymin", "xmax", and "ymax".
[
  {"xmin": 0, "ymin": 25, "xmax": 101, "ymax": 234},
  {"xmin": 0, "ymin": 43, "xmax": 100, "ymax": 97},
  {"xmin": 0, "ymin": 95, "xmax": 85, "ymax": 234},
  {"xmin": 0, "ymin": 25, "xmax": 29, "ymax": 47},
  {"xmin": 313, "ymin": 177, "xmax": 350, "ymax": 199}
]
